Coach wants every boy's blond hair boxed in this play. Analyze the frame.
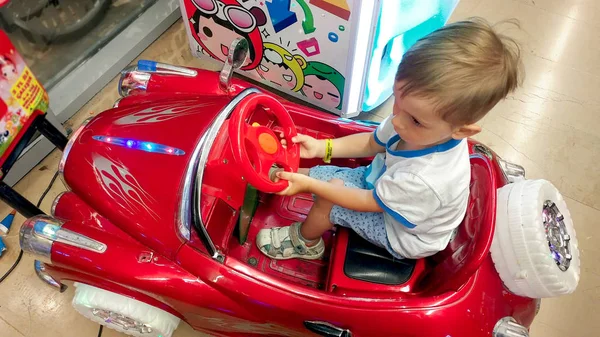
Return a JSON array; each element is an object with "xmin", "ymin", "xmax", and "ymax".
[{"xmin": 395, "ymin": 17, "xmax": 523, "ymax": 125}]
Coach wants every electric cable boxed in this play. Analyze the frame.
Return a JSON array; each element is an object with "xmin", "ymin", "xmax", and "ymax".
[{"xmin": 0, "ymin": 170, "xmax": 60, "ymax": 284}]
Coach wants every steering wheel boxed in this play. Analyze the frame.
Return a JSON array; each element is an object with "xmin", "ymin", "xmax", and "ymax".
[{"xmin": 229, "ymin": 94, "xmax": 300, "ymax": 193}]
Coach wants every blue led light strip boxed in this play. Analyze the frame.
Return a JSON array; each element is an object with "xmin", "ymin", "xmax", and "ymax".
[{"xmin": 93, "ymin": 136, "xmax": 185, "ymax": 156}]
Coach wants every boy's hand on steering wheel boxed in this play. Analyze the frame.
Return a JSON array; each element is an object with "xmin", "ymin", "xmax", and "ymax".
[
  {"xmin": 279, "ymin": 133, "xmax": 324, "ymax": 159},
  {"xmin": 274, "ymin": 171, "xmax": 313, "ymax": 196}
]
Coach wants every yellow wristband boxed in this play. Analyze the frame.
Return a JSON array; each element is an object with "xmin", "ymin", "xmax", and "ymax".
[{"xmin": 323, "ymin": 139, "xmax": 333, "ymax": 163}]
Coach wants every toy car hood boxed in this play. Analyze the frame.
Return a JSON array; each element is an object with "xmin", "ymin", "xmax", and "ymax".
[{"xmin": 60, "ymin": 95, "xmax": 233, "ymax": 257}]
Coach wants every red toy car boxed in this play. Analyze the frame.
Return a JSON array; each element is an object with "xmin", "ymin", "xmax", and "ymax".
[{"xmin": 19, "ymin": 42, "xmax": 580, "ymax": 337}]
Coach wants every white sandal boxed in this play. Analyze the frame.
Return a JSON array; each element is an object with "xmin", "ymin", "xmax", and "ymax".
[{"xmin": 256, "ymin": 222, "xmax": 324, "ymax": 260}]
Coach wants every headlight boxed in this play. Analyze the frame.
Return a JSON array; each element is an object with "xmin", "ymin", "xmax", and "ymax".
[
  {"xmin": 20, "ymin": 216, "xmax": 59, "ymax": 264},
  {"xmin": 493, "ymin": 317, "xmax": 529, "ymax": 337},
  {"xmin": 20, "ymin": 215, "xmax": 107, "ymax": 264},
  {"xmin": 118, "ymin": 65, "xmax": 150, "ymax": 97}
]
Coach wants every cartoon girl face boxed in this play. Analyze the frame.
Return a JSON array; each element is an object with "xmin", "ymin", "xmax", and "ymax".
[
  {"xmin": 303, "ymin": 76, "xmax": 341, "ymax": 108},
  {"xmin": 189, "ymin": 0, "xmax": 266, "ymax": 70},
  {"xmin": 0, "ymin": 130, "xmax": 8, "ymax": 144},
  {"xmin": 302, "ymin": 62, "xmax": 345, "ymax": 110},
  {"xmin": 0, "ymin": 56, "xmax": 17, "ymax": 82},
  {"xmin": 256, "ymin": 43, "xmax": 307, "ymax": 92},
  {"xmin": 0, "ymin": 119, "xmax": 8, "ymax": 145}
]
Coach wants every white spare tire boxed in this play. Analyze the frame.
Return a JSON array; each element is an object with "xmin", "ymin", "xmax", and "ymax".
[
  {"xmin": 72, "ymin": 283, "xmax": 180, "ymax": 337},
  {"xmin": 491, "ymin": 179, "xmax": 580, "ymax": 298}
]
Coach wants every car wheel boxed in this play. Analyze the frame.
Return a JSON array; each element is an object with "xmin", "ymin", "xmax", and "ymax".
[
  {"xmin": 491, "ymin": 179, "xmax": 580, "ymax": 298},
  {"xmin": 72, "ymin": 283, "xmax": 180, "ymax": 337}
]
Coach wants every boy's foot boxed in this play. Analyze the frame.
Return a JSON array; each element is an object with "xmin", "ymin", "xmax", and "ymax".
[{"xmin": 256, "ymin": 222, "xmax": 324, "ymax": 260}]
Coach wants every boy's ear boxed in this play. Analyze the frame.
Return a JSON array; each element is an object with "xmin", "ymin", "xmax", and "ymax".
[{"xmin": 452, "ymin": 124, "xmax": 481, "ymax": 139}]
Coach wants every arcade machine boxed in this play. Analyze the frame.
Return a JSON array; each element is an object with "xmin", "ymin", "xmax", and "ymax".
[
  {"xmin": 179, "ymin": 0, "xmax": 460, "ymax": 117},
  {"xmin": 0, "ymin": 31, "xmax": 68, "ymax": 218}
]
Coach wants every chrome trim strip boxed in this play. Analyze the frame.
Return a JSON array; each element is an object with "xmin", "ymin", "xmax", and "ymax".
[
  {"xmin": 54, "ymin": 228, "xmax": 107, "ymax": 254},
  {"xmin": 219, "ymin": 37, "xmax": 249, "ymax": 92},
  {"xmin": 137, "ymin": 60, "xmax": 198, "ymax": 77},
  {"xmin": 51, "ymin": 191, "xmax": 67, "ymax": 217},
  {"xmin": 59, "ymin": 117, "xmax": 93, "ymax": 189},
  {"xmin": 304, "ymin": 321, "xmax": 353, "ymax": 337},
  {"xmin": 35, "ymin": 260, "xmax": 67, "ymax": 292},
  {"xmin": 113, "ymin": 97, "xmax": 123, "ymax": 108},
  {"xmin": 177, "ymin": 88, "xmax": 259, "ymax": 261},
  {"xmin": 473, "ymin": 143, "xmax": 493, "ymax": 160}
]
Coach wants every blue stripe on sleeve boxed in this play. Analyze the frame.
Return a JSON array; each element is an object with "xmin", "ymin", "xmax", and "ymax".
[
  {"xmin": 373, "ymin": 129, "xmax": 386, "ymax": 146},
  {"xmin": 373, "ymin": 189, "xmax": 417, "ymax": 229}
]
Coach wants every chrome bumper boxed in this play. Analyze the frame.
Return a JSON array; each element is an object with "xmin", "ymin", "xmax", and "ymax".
[
  {"xmin": 493, "ymin": 317, "xmax": 529, "ymax": 337},
  {"xmin": 35, "ymin": 260, "xmax": 67, "ymax": 292},
  {"xmin": 472, "ymin": 143, "xmax": 526, "ymax": 183},
  {"xmin": 497, "ymin": 157, "xmax": 526, "ymax": 183}
]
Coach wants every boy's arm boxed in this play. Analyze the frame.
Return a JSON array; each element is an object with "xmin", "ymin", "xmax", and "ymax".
[
  {"xmin": 276, "ymin": 171, "xmax": 383, "ymax": 212},
  {"xmin": 309, "ymin": 178, "xmax": 383, "ymax": 212},
  {"xmin": 323, "ymin": 132, "xmax": 385, "ymax": 159}
]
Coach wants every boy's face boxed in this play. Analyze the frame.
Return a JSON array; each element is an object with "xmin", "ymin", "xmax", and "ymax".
[{"xmin": 391, "ymin": 82, "xmax": 476, "ymax": 147}]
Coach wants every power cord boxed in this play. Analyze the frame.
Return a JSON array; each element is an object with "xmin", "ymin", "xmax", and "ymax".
[
  {"xmin": 0, "ymin": 248, "xmax": 22, "ymax": 284},
  {"xmin": 0, "ymin": 170, "xmax": 105, "ymax": 337},
  {"xmin": 0, "ymin": 170, "xmax": 59, "ymax": 284}
]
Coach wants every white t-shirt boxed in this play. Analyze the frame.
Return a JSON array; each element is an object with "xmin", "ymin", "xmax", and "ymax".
[{"xmin": 364, "ymin": 115, "xmax": 471, "ymax": 259}]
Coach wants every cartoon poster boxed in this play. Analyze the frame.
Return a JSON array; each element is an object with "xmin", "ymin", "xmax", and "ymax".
[
  {"xmin": 0, "ymin": 32, "xmax": 49, "ymax": 158},
  {"xmin": 180, "ymin": 0, "xmax": 355, "ymax": 113}
]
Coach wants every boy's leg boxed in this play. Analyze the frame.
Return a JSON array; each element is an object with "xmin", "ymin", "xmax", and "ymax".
[
  {"xmin": 257, "ymin": 166, "xmax": 366, "ymax": 260},
  {"xmin": 300, "ymin": 178, "xmax": 343, "ymax": 244},
  {"xmin": 255, "ymin": 178, "xmax": 342, "ymax": 260}
]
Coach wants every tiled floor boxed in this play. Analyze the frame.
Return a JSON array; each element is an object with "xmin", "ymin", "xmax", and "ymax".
[{"xmin": 0, "ymin": 0, "xmax": 598, "ymax": 336}]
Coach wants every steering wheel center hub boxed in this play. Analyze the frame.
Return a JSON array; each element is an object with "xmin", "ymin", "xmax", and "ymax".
[{"xmin": 258, "ymin": 132, "xmax": 279, "ymax": 155}]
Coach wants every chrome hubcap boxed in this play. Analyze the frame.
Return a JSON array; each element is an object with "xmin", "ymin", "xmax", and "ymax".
[
  {"xmin": 542, "ymin": 201, "xmax": 572, "ymax": 271},
  {"xmin": 92, "ymin": 308, "xmax": 153, "ymax": 334}
]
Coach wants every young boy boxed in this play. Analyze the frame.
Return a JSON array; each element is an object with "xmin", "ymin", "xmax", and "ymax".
[{"xmin": 257, "ymin": 17, "xmax": 522, "ymax": 260}]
